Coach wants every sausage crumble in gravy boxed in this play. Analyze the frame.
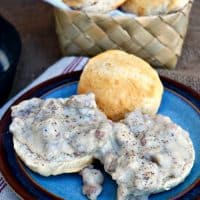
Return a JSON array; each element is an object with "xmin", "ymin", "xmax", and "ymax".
[{"xmin": 10, "ymin": 94, "xmax": 195, "ymax": 199}]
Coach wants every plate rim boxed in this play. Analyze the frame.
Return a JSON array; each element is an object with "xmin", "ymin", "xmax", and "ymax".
[{"xmin": 0, "ymin": 71, "xmax": 199, "ymax": 200}]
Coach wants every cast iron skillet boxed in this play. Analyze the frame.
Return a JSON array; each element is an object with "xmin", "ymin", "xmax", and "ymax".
[{"xmin": 0, "ymin": 15, "xmax": 21, "ymax": 106}]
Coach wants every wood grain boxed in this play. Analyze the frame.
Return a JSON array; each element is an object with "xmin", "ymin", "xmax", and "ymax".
[{"xmin": 0, "ymin": 0, "xmax": 199, "ymax": 95}]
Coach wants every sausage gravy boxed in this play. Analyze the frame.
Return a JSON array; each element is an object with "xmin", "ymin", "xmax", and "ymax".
[
  {"xmin": 95, "ymin": 110, "xmax": 195, "ymax": 199},
  {"xmin": 10, "ymin": 94, "xmax": 195, "ymax": 199},
  {"xmin": 10, "ymin": 93, "xmax": 110, "ymax": 176},
  {"xmin": 80, "ymin": 165, "xmax": 104, "ymax": 200}
]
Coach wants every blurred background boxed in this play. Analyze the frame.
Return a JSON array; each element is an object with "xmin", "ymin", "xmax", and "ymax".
[{"xmin": 0, "ymin": 0, "xmax": 199, "ymax": 101}]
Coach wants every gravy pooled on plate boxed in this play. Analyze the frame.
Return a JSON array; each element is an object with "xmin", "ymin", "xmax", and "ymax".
[{"xmin": 80, "ymin": 165, "xmax": 104, "ymax": 200}]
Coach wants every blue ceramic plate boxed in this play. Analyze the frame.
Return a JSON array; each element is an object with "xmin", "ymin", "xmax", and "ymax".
[{"xmin": 0, "ymin": 71, "xmax": 199, "ymax": 200}]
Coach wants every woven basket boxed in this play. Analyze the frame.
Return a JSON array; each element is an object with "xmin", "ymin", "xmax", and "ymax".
[{"xmin": 54, "ymin": 0, "xmax": 193, "ymax": 69}]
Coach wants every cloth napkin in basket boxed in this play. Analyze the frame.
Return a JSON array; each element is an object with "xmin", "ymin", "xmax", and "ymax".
[{"xmin": 0, "ymin": 56, "xmax": 88, "ymax": 200}]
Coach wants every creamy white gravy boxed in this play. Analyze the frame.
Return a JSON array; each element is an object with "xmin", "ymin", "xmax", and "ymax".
[
  {"xmin": 10, "ymin": 95, "xmax": 195, "ymax": 199},
  {"xmin": 95, "ymin": 110, "xmax": 195, "ymax": 200},
  {"xmin": 80, "ymin": 165, "xmax": 104, "ymax": 200},
  {"xmin": 10, "ymin": 93, "xmax": 110, "ymax": 176}
]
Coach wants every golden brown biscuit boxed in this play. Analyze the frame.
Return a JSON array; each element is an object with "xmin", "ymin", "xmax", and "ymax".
[
  {"xmin": 169, "ymin": 0, "xmax": 189, "ymax": 12},
  {"xmin": 63, "ymin": 0, "xmax": 84, "ymax": 8},
  {"xmin": 78, "ymin": 50, "xmax": 163, "ymax": 121},
  {"xmin": 121, "ymin": 0, "xmax": 189, "ymax": 16},
  {"xmin": 63, "ymin": 0, "xmax": 127, "ymax": 13}
]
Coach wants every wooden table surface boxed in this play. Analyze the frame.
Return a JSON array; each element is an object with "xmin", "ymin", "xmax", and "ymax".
[{"xmin": 0, "ymin": 0, "xmax": 200, "ymax": 96}]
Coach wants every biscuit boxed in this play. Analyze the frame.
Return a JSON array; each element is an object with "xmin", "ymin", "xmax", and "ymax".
[
  {"xmin": 78, "ymin": 50, "xmax": 163, "ymax": 121},
  {"xmin": 116, "ymin": 111, "xmax": 195, "ymax": 199},
  {"xmin": 121, "ymin": 0, "xmax": 189, "ymax": 16},
  {"xmin": 10, "ymin": 94, "xmax": 109, "ymax": 176},
  {"xmin": 63, "ymin": 0, "xmax": 127, "ymax": 13}
]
